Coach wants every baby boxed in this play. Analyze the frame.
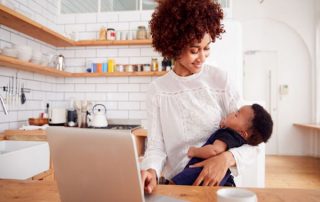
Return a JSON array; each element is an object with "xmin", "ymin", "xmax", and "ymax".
[{"xmin": 171, "ymin": 103, "xmax": 273, "ymax": 186}]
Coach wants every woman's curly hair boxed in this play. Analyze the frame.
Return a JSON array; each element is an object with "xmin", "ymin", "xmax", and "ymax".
[{"xmin": 150, "ymin": 0, "xmax": 225, "ymax": 59}]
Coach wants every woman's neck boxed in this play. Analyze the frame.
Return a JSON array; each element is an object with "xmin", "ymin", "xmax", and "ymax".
[{"xmin": 173, "ymin": 61, "xmax": 193, "ymax": 77}]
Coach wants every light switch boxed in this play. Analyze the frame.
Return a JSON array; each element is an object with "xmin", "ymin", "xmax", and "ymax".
[{"xmin": 279, "ymin": 84, "xmax": 289, "ymax": 95}]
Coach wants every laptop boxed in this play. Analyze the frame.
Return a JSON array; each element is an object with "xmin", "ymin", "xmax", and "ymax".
[{"xmin": 47, "ymin": 127, "xmax": 187, "ymax": 202}]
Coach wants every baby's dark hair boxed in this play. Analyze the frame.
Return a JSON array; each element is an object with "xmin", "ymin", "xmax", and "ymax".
[
  {"xmin": 246, "ymin": 104, "xmax": 273, "ymax": 146},
  {"xmin": 150, "ymin": 0, "xmax": 224, "ymax": 59}
]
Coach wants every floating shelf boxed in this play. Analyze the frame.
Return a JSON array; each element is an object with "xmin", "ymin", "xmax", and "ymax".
[
  {"xmin": 71, "ymin": 71, "xmax": 166, "ymax": 77},
  {"xmin": 0, "ymin": 55, "xmax": 167, "ymax": 77},
  {"xmin": 0, "ymin": 55, "xmax": 72, "ymax": 77},
  {"xmin": 0, "ymin": 4, "xmax": 74, "ymax": 47},
  {"xmin": 0, "ymin": 5, "xmax": 152, "ymax": 47},
  {"xmin": 74, "ymin": 39, "xmax": 152, "ymax": 47}
]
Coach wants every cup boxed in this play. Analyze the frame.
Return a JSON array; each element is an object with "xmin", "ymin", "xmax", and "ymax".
[
  {"xmin": 216, "ymin": 188, "xmax": 257, "ymax": 202},
  {"xmin": 121, "ymin": 31, "xmax": 127, "ymax": 40},
  {"xmin": 116, "ymin": 31, "xmax": 121, "ymax": 40}
]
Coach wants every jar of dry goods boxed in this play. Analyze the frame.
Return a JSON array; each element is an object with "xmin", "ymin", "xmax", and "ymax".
[{"xmin": 136, "ymin": 26, "xmax": 147, "ymax": 40}]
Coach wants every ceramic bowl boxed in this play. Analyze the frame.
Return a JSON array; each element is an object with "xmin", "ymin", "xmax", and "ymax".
[{"xmin": 2, "ymin": 47, "xmax": 18, "ymax": 58}]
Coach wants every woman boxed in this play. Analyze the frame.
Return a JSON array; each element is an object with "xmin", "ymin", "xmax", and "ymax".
[{"xmin": 141, "ymin": 0, "xmax": 258, "ymax": 193}]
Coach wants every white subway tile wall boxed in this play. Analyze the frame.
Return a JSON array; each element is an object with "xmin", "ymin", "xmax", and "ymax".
[{"xmin": 0, "ymin": 2, "xmax": 166, "ymax": 132}]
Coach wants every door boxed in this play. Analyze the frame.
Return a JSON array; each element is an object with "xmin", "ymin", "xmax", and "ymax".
[{"xmin": 243, "ymin": 51, "xmax": 278, "ymax": 154}]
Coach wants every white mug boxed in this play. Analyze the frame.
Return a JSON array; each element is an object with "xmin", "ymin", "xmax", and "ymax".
[
  {"xmin": 217, "ymin": 188, "xmax": 257, "ymax": 202},
  {"xmin": 121, "ymin": 31, "xmax": 127, "ymax": 40}
]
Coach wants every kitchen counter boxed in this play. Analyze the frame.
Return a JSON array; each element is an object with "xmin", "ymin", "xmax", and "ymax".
[
  {"xmin": 2, "ymin": 128, "xmax": 148, "ymax": 156},
  {"xmin": 2, "ymin": 128, "xmax": 147, "ymax": 141},
  {"xmin": 0, "ymin": 179, "xmax": 319, "ymax": 202}
]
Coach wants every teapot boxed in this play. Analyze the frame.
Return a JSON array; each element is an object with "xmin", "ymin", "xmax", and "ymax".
[{"xmin": 87, "ymin": 104, "xmax": 108, "ymax": 128}]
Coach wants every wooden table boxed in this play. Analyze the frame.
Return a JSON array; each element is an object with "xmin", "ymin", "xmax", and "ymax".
[{"xmin": 0, "ymin": 180, "xmax": 319, "ymax": 202}]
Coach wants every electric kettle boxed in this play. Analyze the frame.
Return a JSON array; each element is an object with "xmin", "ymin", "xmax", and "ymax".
[{"xmin": 87, "ymin": 104, "xmax": 108, "ymax": 128}]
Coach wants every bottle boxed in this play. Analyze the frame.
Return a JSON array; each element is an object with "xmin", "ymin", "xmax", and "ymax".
[
  {"xmin": 99, "ymin": 26, "xmax": 106, "ymax": 40},
  {"xmin": 151, "ymin": 58, "xmax": 158, "ymax": 71},
  {"xmin": 108, "ymin": 59, "xmax": 115, "ymax": 72}
]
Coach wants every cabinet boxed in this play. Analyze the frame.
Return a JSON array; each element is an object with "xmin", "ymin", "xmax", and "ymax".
[{"xmin": 0, "ymin": 4, "xmax": 165, "ymax": 77}]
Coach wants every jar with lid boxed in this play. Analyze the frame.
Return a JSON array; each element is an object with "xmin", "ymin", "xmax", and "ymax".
[
  {"xmin": 106, "ymin": 28, "xmax": 116, "ymax": 40},
  {"xmin": 151, "ymin": 58, "xmax": 158, "ymax": 71},
  {"xmin": 136, "ymin": 26, "xmax": 147, "ymax": 40}
]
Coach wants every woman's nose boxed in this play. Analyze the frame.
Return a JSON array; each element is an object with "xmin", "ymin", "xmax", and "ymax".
[{"xmin": 197, "ymin": 51, "xmax": 206, "ymax": 62}]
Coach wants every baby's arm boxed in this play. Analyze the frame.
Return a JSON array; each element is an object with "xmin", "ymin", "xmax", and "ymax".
[{"xmin": 188, "ymin": 140, "xmax": 227, "ymax": 159}]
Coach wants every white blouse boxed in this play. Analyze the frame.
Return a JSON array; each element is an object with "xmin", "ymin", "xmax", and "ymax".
[{"xmin": 141, "ymin": 65, "xmax": 259, "ymax": 180}]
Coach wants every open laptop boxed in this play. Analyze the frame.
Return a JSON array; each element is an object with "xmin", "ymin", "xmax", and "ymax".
[{"xmin": 47, "ymin": 127, "xmax": 187, "ymax": 202}]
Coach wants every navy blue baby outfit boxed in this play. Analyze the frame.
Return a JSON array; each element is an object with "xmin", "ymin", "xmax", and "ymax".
[{"xmin": 171, "ymin": 128, "xmax": 247, "ymax": 186}]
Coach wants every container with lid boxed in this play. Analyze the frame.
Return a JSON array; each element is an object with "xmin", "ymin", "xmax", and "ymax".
[
  {"xmin": 106, "ymin": 28, "xmax": 116, "ymax": 40},
  {"xmin": 151, "ymin": 58, "xmax": 159, "ymax": 72},
  {"xmin": 136, "ymin": 26, "xmax": 147, "ymax": 40}
]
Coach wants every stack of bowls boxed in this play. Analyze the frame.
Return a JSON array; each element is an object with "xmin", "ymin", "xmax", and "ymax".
[
  {"xmin": 31, "ymin": 49, "xmax": 42, "ymax": 64},
  {"xmin": 14, "ymin": 45, "xmax": 32, "ymax": 62},
  {"xmin": 2, "ymin": 47, "xmax": 18, "ymax": 58}
]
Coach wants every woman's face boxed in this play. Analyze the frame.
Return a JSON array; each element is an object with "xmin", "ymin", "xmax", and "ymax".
[{"xmin": 174, "ymin": 33, "xmax": 212, "ymax": 76}]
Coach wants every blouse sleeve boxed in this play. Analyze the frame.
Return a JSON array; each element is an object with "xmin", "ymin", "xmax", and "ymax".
[
  {"xmin": 222, "ymin": 74, "xmax": 259, "ymax": 177},
  {"xmin": 140, "ymin": 83, "xmax": 167, "ymax": 178}
]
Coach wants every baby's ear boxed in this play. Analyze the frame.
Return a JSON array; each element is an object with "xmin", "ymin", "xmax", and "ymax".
[{"xmin": 240, "ymin": 131, "xmax": 249, "ymax": 139}]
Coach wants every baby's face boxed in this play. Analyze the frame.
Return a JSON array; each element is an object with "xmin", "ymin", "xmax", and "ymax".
[{"xmin": 220, "ymin": 105, "xmax": 254, "ymax": 133}]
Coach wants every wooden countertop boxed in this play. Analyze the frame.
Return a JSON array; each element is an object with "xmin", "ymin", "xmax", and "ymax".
[
  {"xmin": 2, "ymin": 127, "xmax": 148, "ymax": 141},
  {"xmin": 0, "ymin": 180, "xmax": 319, "ymax": 202}
]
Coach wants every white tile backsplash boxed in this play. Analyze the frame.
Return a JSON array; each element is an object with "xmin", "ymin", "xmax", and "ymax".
[
  {"xmin": 129, "ymin": 93, "xmax": 146, "ymax": 101},
  {"xmin": 118, "ymin": 11, "xmax": 141, "ymax": 22},
  {"xmin": 118, "ymin": 102, "xmax": 140, "ymax": 110},
  {"xmin": 75, "ymin": 13, "xmax": 97, "ymax": 24},
  {"xmin": 95, "ymin": 84, "xmax": 118, "ymax": 92},
  {"xmin": 74, "ymin": 84, "xmax": 95, "ymax": 92},
  {"xmin": 0, "ymin": 3, "xmax": 166, "ymax": 132},
  {"xmin": 118, "ymin": 84, "xmax": 140, "ymax": 92},
  {"xmin": 97, "ymin": 13, "xmax": 118, "ymax": 23},
  {"xmin": 118, "ymin": 48, "xmax": 141, "ymax": 57}
]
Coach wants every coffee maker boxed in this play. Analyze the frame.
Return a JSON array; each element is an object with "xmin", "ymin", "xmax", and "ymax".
[{"xmin": 67, "ymin": 109, "xmax": 77, "ymax": 127}]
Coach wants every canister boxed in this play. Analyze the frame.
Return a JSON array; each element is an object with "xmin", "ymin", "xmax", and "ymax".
[
  {"xmin": 151, "ymin": 58, "xmax": 158, "ymax": 71},
  {"xmin": 136, "ymin": 26, "xmax": 147, "ymax": 40},
  {"xmin": 106, "ymin": 28, "xmax": 116, "ymax": 40}
]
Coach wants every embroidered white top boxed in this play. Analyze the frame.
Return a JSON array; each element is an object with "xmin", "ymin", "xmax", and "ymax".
[{"xmin": 141, "ymin": 64, "xmax": 259, "ymax": 180}]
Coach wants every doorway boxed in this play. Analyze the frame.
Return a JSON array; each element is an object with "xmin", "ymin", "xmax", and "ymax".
[{"xmin": 243, "ymin": 50, "xmax": 278, "ymax": 154}]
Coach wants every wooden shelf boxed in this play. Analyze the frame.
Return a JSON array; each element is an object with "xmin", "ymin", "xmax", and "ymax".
[
  {"xmin": 0, "ymin": 55, "xmax": 167, "ymax": 77},
  {"xmin": 0, "ymin": 5, "xmax": 152, "ymax": 47},
  {"xmin": 0, "ymin": 4, "xmax": 74, "ymax": 47},
  {"xmin": 71, "ymin": 71, "xmax": 167, "ymax": 77},
  {"xmin": 0, "ymin": 55, "xmax": 72, "ymax": 77},
  {"xmin": 74, "ymin": 39, "xmax": 152, "ymax": 46},
  {"xmin": 293, "ymin": 123, "xmax": 320, "ymax": 131}
]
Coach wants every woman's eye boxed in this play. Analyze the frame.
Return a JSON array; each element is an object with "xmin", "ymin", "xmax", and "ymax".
[
  {"xmin": 204, "ymin": 47, "xmax": 210, "ymax": 51},
  {"xmin": 190, "ymin": 49, "xmax": 198, "ymax": 54}
]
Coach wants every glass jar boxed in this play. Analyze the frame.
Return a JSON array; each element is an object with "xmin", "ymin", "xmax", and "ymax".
[
  {"xmin": 136, "ymin": 26, "xmax": 147, "ymax": 40},
  {"xmin": 151, "ymin": 58, "xmax": 158, "ymax": 71},
  {"xmin": 106, "ymin": 28, "xmax": 116, "ymax": 40}
]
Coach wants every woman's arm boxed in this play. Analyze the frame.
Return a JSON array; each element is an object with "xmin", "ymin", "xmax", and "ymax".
[
  {"xmin": 140, "ymin": 84, "xmax": 167, "ymax": 193},
  {"xmin": 190, "ymin": 151, "xmax": 235, "ymax": 186}
]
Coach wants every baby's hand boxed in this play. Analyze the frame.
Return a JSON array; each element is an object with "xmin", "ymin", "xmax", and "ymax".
[{"xmin": 187, "ymin": 147, "xmax": 197, "ymax": 157}]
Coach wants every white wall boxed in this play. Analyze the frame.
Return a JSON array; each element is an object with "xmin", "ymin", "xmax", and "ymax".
[
  {"xmin": 232, "ymin": 0, "xmax": 318, "ymax": 156},
  {"xmin": 0, "ymin": 0, "xmax": 59, "ymax": 131}
]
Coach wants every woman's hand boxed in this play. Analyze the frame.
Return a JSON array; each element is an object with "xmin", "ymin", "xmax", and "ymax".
[
  {"xmin": 190, "ymin": 151, "xmax": 235, "ymax": 186},
  {"xmin": 141, "ymin": 169, "xmax": 157, "ymax": 194}
]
